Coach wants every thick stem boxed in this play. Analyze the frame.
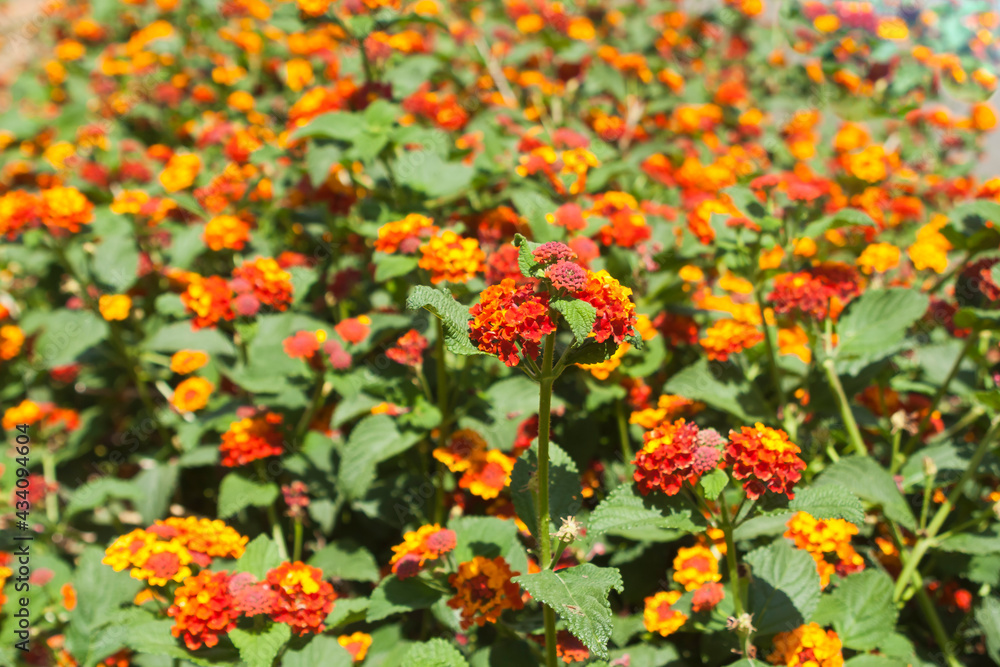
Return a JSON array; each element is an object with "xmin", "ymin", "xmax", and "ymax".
[
  {"xmin": 719, "ymin": 501, "xmax": 745, "ymax": 617},
  {"xmin": 535, "ymin": 334, "xmax": 557, "ymax": 667},
  {"xmin": 821, "ymin": 358, "xmax": 867, "ymax": 457}
]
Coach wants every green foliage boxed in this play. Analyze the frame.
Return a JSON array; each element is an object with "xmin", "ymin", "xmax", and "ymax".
[
  {"xmin": 833, "ymin": 288, "xmax": 929, "ymax": 373},
  {"xmin": 788, "ymin": 485, "xmax": 865, "ymax": 525},
  {"xmin": 588, "ymin": 484, "xmax": 704, "ymax": 536},
  {"xmin": 514, "ymin": 564, "xmax": 624, "ymax": 659},
  {"xmin": 235, "ymin": 535, "xmax": 284, "ymax": 579},
  {"xmin": 405, "ymin": 638, "xmax": 471, "ymax": 666},
  {"xmin": 813, "ymin": 570, "xmax": 897, "ymax": 650},
  {"xmin": 744, "ymin": 540, "xmax": 821, "ymax": 636},
  {"xmin": 217, "ymin": 473, "xmax": 280, "ymax": 519},
  {"xmin": 406, "ymin": 286, "xmax": 483, "ymax": 356},
  {"xmin": 229, "ymin": 623, "xmax": 291, "ymax": 667},
  {"xmin": 367, "ymin": 576, "xmax": 445, "ymax": 622},
  {"xmin": 510, "ymin": 441, "xmax": 582, "ymax": 543},
  {"xmin": 339, "ymin": 414, "xmax": 423, "ymax": 499},
  {"xmin": 815, "ymin": 456, "xmax": 917, "ymax": 530}
]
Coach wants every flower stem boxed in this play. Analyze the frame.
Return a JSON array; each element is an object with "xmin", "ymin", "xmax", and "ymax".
[
  {"xmin": 536, "ymin": 333, "xmax": 558, "ymax": 667},
  {"xmin": 615, "ymin": 399, "xmax": 631, "ymax": 468},
  {"xmin": 434, "ymin": 318, "xmax": 450, "ymax": 524},
  {"xmin": 268, "ymin": 504, "xmax": 289, "ymax": 561},
  {"xmin": 42, "ymin": 451, "xmax": 58, "ymax": 524},
  {"xmin": 719, "ymin": 501, "xmax": 744, "ymax": 617},
  {"xmin": 821, "ymin": 357, "xmax": 867, "ymax": 457},
  {"xmin": 293, "ymin": 517, "xmax": 303, "ymax": 563},
  {"xmin": 892, "ymin": 416, "xmax": 1000, "ymax": 603}
]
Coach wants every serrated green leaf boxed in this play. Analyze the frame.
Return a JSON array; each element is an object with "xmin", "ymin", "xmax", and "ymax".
[
  {"xmin": 217, "ymin": 473, "xmax": 280, "ymax": 519},
  {"xmin": 229, "ymin": 623, "xmax": 291, "ymax": 667},
  {"xmin": 326, "ymin": 597, "xmax": 370, "ymax": 630},
  {"xmin": 405, "ymin": 638, "xmax": 470, "ymax": 666},
  {"xmin": 374, "ymin": 252, "xmax": 419, "ymax": 282},
  {"xmin": 552, "ymin": 298, "xmax": 597, "ymax": 345},
  {"xmin": 449, "ymin": 516, "xmax": 524, "ymax": 571},
  {"xmin": 510, "ymin": 441, "xmax": 581, "ymax": 543},
  {"xmin": 235, "ymin": 535, "xmax": 283, "ymax": 579},
  {"xmin": 514, "ymin": 233, "xmax": 545, "ymax": 278},
  {"xmin": 663, "ymin": 358, "xmax": 768, "ymax": 422},
  {"xmin": 699, "ymin": 469, "xmax": 729, "ymax": 500},
  {"xmin": 744, "ymin": 539, "xmax": 821, "ymax": 636},
  {"xmin": 788, "ymin": 485, "xmax": 864, "ymax": 525},
  {"xmin": 588, "ymin": 484, "xmax": 703, "ymax": 537},
  {"xmin": 567, "ymin": 339, "xmax": 622, "ymax": 366},
  {"xmin": 339, "ymin": 414, "xmax": 423, "ymax": 499},
  {"xmin": 514, "ymin": 564, "xmax": 624, "ymax": 659},
  {"xmin": 813, "ymin": 570, "xmax": 896, "ymax": 650},
  {"xmin": 834, "ymin": 289, "xmax": 929, "ymax": 374},
  {"xmin": 308, "ymin": 541, "xmax": 380, "ymax": 582},
  {"xmin": 367, "ymin": 576, "xmax": 444, "ymax": 622},
  {"xmin": 815, "ymin": 456, "xmax": 917, "ymax": 530},
  {"xmin": 406, "ymin": 286, "xmax": 483, "ymax": 356},
  {"xmin": 937, "ymin": 529, "xmax": 1000, "ymax": 555}
]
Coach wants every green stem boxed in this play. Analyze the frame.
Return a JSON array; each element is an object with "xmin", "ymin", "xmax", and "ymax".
[
  {"xmin": 434, "ymin": 319, "xmax": 450, "ymax": 524},
  {"xmin": 268, "ymin": 504, "xmax": 289, "ymax": 561},
  {"xmin": 892, "ymin": 416, "xmax": 1000, "ymax": 602},
  {"xmin": 535, "ymin": 333, "xmax": 558, "ymax": 667},
  {"xmin": 754, "ymin": 285, "xmax": 791, "ymax": 435},
  {"xmin": 821, "ymin": 357, "xmax": 867, "ymax": 457},
  {"xmin": 919, "ymin": 469, "xmax": 935, "ymax": 531},
  {"xmin": 898, "ymin": 332, "xmax": 978, "ymax": 466},
  {"xmin": 294, "ymin": 372, "xmax": 326, "ymax": 444},
  {"xmin": 292, "ymin": 517, "xmax": 303, "ymax": 563},
  {"xmin": 719, "ymin": 501, "xmax": 745, "ymax": 617},
  {"xmin": 615, "ymin": 399, "xmax": 631, "ymax": 467}
]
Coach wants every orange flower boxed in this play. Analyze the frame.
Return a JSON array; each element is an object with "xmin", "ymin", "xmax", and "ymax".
[
  {"xmin": 459, "ymin": 449, "xmax": 515, "ymax": 500},
  {"xmin": 0, "ymin": 190, "xmax": 39, "ymax": 239},
  {"xmin": 266, "ymin": 561, "xmax": 337, "ymax": 635},
  {"xmin": 726, "ymin": 423, "xmax": 806, "ymax": 499},
  {"xmin": 40, "ymin": 186, "xmax": 93, "ymax": 233},
  {"xmin": 856, "ymin": 242, "xmax": 900, "ymax": 274},
  {"xmin": 232, "ymin": 257, "xmax": 294, "ymax": 311},
  {"xmin": 171, "ymin": 377, "xmax": 214, "ymax": 412},
  {"xmin": 111, "ymin": 189, "xmax": 150, "ymax": 215},
  {"xmin": 283, "ymin": 330, "xmax": 327, "ymax": 359},
  {"xmin": 389, "ymin": 524, "xmax": 457, "ymax": 578},
  {"xmin": 181, "ymin": 276, "xmax": 235, "ymax": 329},
  {"xmin": 448, "ymin": 556, "xmax": 523, "ymax": 629},
  {"xmin": 168, "ymin": 570, "xmax": 239, "ymax": 650},
  {"xmin": 148, "ymin": 517, "xmax": 248, "ymax": 560},
  {"xmin": 768, "ymin": 623, "xmax": 844, "ymax": 667},
  {"xmin": 386, "ymin": 329, "xmax": 428, "ymax": 367},
  {"xmin": 434, "ymin": 429, "xmax": 487, "ymax": 472},
  {"xmin": 99, "ymin": 294, "xmax": 132, "ymax": 321},
  {"xmin": 220, "ymin": 412, "xmax": 284, "ymax": 467},
  {"xmin": 699, "ymin": 318, "xmax": 763, "ymax": 361},
  {"xmin": 418, "ymin": 230, "xmax": 484, "ymax": 284},
  {"xmin": 672, "ymin": 544, "xmax": 721, "ymax": 591},
  {"xmin": 159, "ymin": 153, "xmax": 201, "ymax": 192},
  {"xmin": 576, "ymin": 270, "xmax": 638, "ymax": 346},
  {"xmin": 374, "ymin": 214, "xmax": 439, "ymax": 254},
  {"xmin": 204, "ymin": 215, "xmax": 251, "ymax": 251},
  {"xmin": 3, "ymin": 399, "xmax": 44, "ymax": 430},
  {"xmin": 0, "ymin": 325, "xmax": 25, "ymax": 360},
  {"xmin": 338, "ymin": 632, "xmax": 372, "ymax": 662},
  {"xmin": 769, "ymin": 263, "xmax": 861, "ymax": 321},
  {"xmin": 643, "ymin": 591, "xmax": 687, "ymax": 636},
  {"xmin": 334, "ymin": 315, "xmax": 371, "ymax": 345},
  {"xmin": 691, "ymin": 582, "xmax": 724, "ymax": 613},
  {"xmin": 633, "ymin": 418, "xmax": 721, "ymax": 496},
  {"xmin": 61, "ymin": 583, "xmax": 77, "ymax": 611},
  {"xmin": 785, "ymin": 512, "xmax": 864, "ymax": 588},
  {"xmin": 170, "ymin": 350, "xmax": 209, "ymax": 374},
  {"xmin": 469, "ymin": 279, "xmax": 556, "ymax": 367},
  {"xmin": 630, "ymin": 394, "xmax": 703, "ymax": 429},
  {"xmin": 285, "ymin": 58, "xmax": 314, "ymax": 91}
]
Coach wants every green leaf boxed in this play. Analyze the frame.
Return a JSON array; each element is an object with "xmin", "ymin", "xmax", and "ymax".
[
  {"xmin": 815, "ymin": 456, "xmax": 917, "ymax": 530},
  {"xmin": 813, "ymin": 570, "xmax": 896, "ymax": 650},
  {"xmin": 305, "ymin": 144, "xmax": 343, "ymax": 185},
  {"xmin": 235, "ymin": 535, "xmax": 283, "ymax": 579},
  {"xmin": 374, "ymin": 252, "xmax": 419, "ymax": 282},
  {"xmin": 229, "ymin": 623, "xmax": 291, "ymax": 667},
  {"xmin": 367, "ymin": 576, "xmax": 444, "ymax": 622},
  {"xmin": 33, "ymin": 309, "xmax": 109, "ymax": 368},
  {"xmin": 788, "ymin": 485, "xmax": 865, "ymax": 526},
  {"xmin": 954, "ymin": 307, "xmax": 1000, "ymax": 330},
  {"xmin": 339, "ymin": 414, "xmax": 423, "ymax": 499},
  {"xmin": 217, "ymin": 473, "xmax": 280, "ymax": 519},
  {"xmin": 976, "ymin": 596, "xmax": 1000, "ymax": 664},
  {"xmin": 308, "ymin": 541, "xmax": 380, "ymax": 582},
  {"xmin": 510, "ymin": 442, "xmax": 582, "ymax": 543},
  {"xmin": 449, "ymin": 516, "xmax": 527, "ymax": 575},
  {"xmin": 699, "ymin": 469, "xmax": 729, "ymax": 501},
  {"xmin": 834, "ymin": 289, "xmax": 929, "ymax": 373},
  {"xmin": 663, "ymin": 358, "xmax": 768, "ymax": 422},
  {"xmin": 143, "ymin": 321, "xmax": 237, "ymax": 355},
  {"xmin": 937, "ymin": 529, "xmax": 1000, "ymax": 555},
  {"xmin": 133, "ymin": 462, "xmax": 180, "ymax": 525},
  {"xmin": 722, "ymin": 186, "xmax": 767, "ymax": 221},
  {"xmin": 551, "ymin": 298, "xmax": 597, "ymax": 345},
  {"xmin": 64, "ymin": 478, "xmax": 142, "ymax": 520},
  {"xmin": 91, "ymin": 209, "xmax": 140, "ymax": 291},
  {"xmin": 326, "ymin": 597, "xmax": 370, "ymax": 629},
  {"xmin": 290, "ymin": 111, "xmax": 366, "ymax": 141},
  {"xmin": 396, "ymin": 151, "xmax": 474, "ymax": 199},
  {"xmin": 282, "ymin": 635, "xmax": 354, "ymax": 667},
  {"xmin": 510, "ymin": 188, "xmax": 560, "ymax": 243},
  {"xmin": 513, "ymin": 564, "xmax": 624, "ymax": 659},
  {"xmin": 66, "ymin": 548, "xmax": 143, "ymax": 660},
  {"xmin": 406, "ymin": 285, "xmax": 483, "ymax": 356},
  {"xmin": 405, "ymin": 638, "xmax": 470, "ymax": 666},
  {"xmin": 843, "ymin": 657, "xmax": 909, "ymax": 667},
  {"xmin": 744, "ymin": 539, "xmax": 821, "ymax": 636},
  {"xmin": 514, "ymin": 233, "xmax": 544, "ymax": 278},
  {"xmin": 588, "ymin": 484, "xmax": 703, "ymax": 536},
  {"xmin": 566, "ymin": 339, "xmax": 622, "ymax": 366}
]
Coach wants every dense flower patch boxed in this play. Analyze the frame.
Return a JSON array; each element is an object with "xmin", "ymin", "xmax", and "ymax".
[{"xmin": 1, "ymin": 0, "xmax": 1000, "ymax": 665}]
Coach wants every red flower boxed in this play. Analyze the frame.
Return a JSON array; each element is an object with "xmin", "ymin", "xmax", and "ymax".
[
  {"xmin": 726, "ymin": 423, "xmax": 806, "ymax": 499},
  {"xmin": 181, "ymin": 276, "xmax": 234, "ymax": 330},
  {"xmin": 386, "ymin": 329, "xmax": 428, "ymax": 367},
  {"xmin": 575, "ymin": 270, "xmax": 637, "ymax": 345},
  {"xmin": 168, "ymin": 570, "xmax": 238, "ymax": 650},
  {"xmin": 231, "ymin": 257, "xmax": 293, "ymax": 312},
  {"xmin": 469, "ymin": 279, "xmax": 556, "ymax": 367},
  {"xmin": 633, "ymin": 419, "xmax": 713, "ymax": 496},
  {"xmin": 769, "ymin": 263, "xmax": 862, "ymax": 321},
  {"xmin": 266, "ymin": 562, "xmax": 337, "ymax": 636},
  {"xmin": 692, "ymin": 582, "xmax": 725, "ymax": 613},
  {"xmin": 220, "ymin": 412, "xmax": 285, "ymax": 467}
]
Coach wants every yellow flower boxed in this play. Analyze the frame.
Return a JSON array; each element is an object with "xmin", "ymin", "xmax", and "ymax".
[
  {"xmin": 856, "ymin": 242, "xmax": 900, "ymax": 274},
  {"xmin": 643, "ymin": 591, "xmax": 687, "ymax": 637},
  {"xmin": 159, "ymin": 153, "xmax": 201, "ymax": 192},
  {"xmin": 768, "ymin": 623, "xmax": 844, "ymax": 666},
  {"xmin": 0, "ymin": 325, "xmax": 24, "ymax": 360},
  {"xmin": 171, "ymin": 377, "xmax": 214, "ymax": 412},
  {"xmin": 672, "ymin": 545, "xmax": 721, "ymax": 592},
  {"xmin": 99, "ymin": 294, "xmax": 132, "ymax": 321},
  {"xmin": 170, "ymin": 350, "xmax": 209, "ymax": 374}
]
